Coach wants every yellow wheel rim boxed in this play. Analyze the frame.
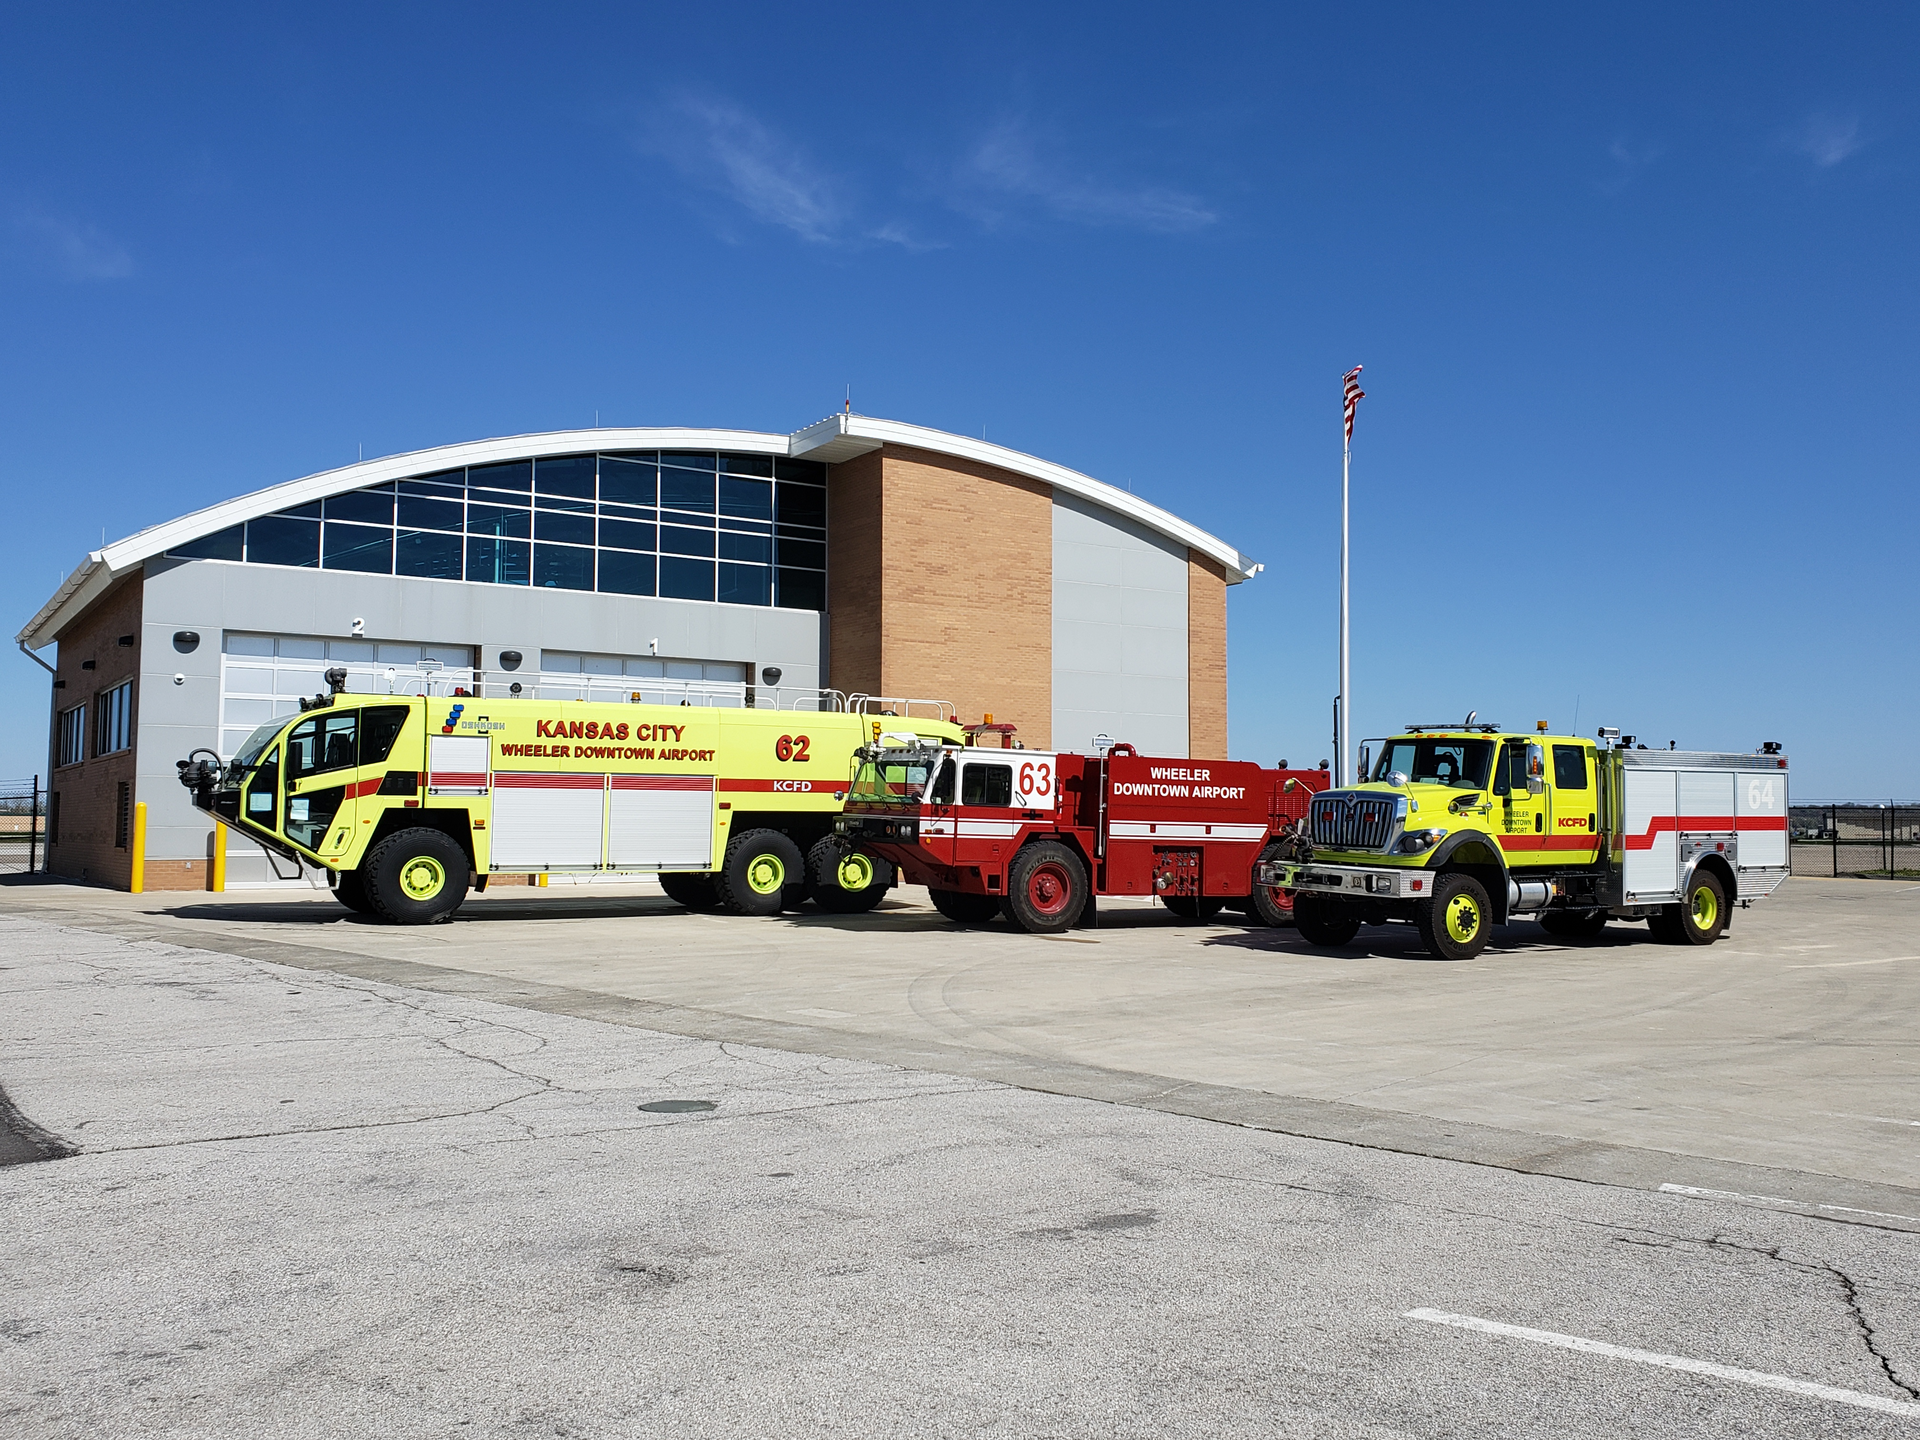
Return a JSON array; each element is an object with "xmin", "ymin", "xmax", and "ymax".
[
  {"xmin": 746, "ymin": 852, "xmax": 786, "ymax": 895},
  {"xmin": 400, "ymin": 855, "xmax": 446, "ymax": 901},
  {"xmin": 835, "ymin": 852, "xmax": 875, "ymax": 892},
  {"xmin": 1690, "ymin": 881, "xmax": 1718, "ymax": 931},
  {"xmin": 1444, "ymin": 893, "xmax": 1481, "ymax": 944}
]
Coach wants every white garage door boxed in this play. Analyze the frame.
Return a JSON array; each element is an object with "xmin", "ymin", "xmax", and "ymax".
[{"xmin": 219, "ymin": 633, "xmax": 476, "ymax": 757}]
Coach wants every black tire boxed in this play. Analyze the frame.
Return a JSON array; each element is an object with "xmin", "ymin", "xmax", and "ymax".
[
  {"xmin": 362, "ymin": 828, "xmax": 470, "ymax": 926},
  {"xmin": 1293, "ymin": 892, "xmax": 1361, "ymax": 948},
  {"xmin": 930, "ymin": 887, "xmax": 1001, "ymax": 924},
  {"xmin": 1005, "ymin": 841, "xmax": 1089, "ymax": 934},
  {"xmin": 1246, "ymin": 842, "xmax": 1298, "ymax": 927},
  {"xmin": 808, "ymin": 836, "xmax": 893, "ymax": 915},
  {"xmin": 1540, "ymin": 908, "xmax": 1609, "ymax": 938},
  {"xmin": 715, "ymin": 829, "xmax": 806, "ymax": 917},
  {"xmin": 1674, "ymin": 869, "xmax": 1727, "ymax": 945},
  {"xmin": 1163, "ymin": 895, "xmax": 1227, "ymax": 921},
  {"xmin": 658, "ymin": 871, "xmax": 722, "ymax": 910},
  {"xmin": 1414, "ymin": 872, "xmax": 1492, "ymax": 961},
  {"xmin": 332, "ymin": 868, "xmax": 376, "ymax": 915}
]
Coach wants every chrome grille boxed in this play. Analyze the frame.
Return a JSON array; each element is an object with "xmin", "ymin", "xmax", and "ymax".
[{"xmin": 1309, "ymin": 792, "xmax": 1399, "ymax": 850}]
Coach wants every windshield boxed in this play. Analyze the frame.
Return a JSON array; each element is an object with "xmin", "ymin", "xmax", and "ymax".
[
  {"xmin": 228, "ymin": 719, "xmax": 289, "ymax": 775},
  {"xmin": 1371, "ymin": 737, "xmax": 1494, "ymax": 790},
  {"xmin": 849, "ymin": 748, "xmax": 944, "ymax": 806}
]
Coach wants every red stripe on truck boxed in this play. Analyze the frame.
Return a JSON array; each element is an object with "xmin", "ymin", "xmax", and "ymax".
[
  {"xmin": 611, "ymin": 775, "xmax": 713, "ymax": 791},
  {"xmin": 428, "ymin": 771, "xmax": 487, "ymax": 787},
  {"xmin": 492, "ymin": 772, "xmax": 603, "ymax": 789},
  {"xmin": 1619, "ymin": 814, "xmax": 1787, "ymax": 850}
]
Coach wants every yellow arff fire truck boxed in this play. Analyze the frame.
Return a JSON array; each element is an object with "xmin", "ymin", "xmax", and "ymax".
[{"xmin": 177, "ymin": 677, "xmax": 963, "ymax": 924}]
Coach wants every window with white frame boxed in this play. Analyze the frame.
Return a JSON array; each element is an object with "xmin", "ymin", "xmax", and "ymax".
[
  {"xmin": 56, "ymin": 704, "xmax": 86, "ymax": 768},
  {"xmin": 93, "ymin": 680, "xmax": 132, "ymax": 756}
]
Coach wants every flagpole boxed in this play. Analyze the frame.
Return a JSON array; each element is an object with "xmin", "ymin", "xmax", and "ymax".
[{"xmin": 1338, "ymin": 427, "xmax": 1350, "ymax": 788}]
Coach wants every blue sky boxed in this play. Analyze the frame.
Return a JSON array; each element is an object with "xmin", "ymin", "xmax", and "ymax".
[{"xmin": 2, "ymin": 3, "xmax": 1914, "ymax": 797}]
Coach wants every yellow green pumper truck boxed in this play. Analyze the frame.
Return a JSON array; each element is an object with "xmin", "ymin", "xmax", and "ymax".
[
  {"xmin": 177, "ymin": 676, "xmax": 964, "ymax": 924},
  {"xmin": 1256, "ymin": 717, "xmax": 1790, "ymax": 961}
]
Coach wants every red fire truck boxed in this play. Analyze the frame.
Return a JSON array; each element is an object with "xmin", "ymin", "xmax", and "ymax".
[{"xmin": 835, "ymin": 733, "xmax": 1330, "ymax": 933}]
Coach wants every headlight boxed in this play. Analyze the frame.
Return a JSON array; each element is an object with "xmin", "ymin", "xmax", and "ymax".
[{"xmin": 1399, "ymin": 828, "xmax": 1448, "ymax": 853}]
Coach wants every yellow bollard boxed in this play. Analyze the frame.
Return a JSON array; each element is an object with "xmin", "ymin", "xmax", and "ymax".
[
  {"xmin": 130, "ymin": 801, "xmax": 147, "ymax": 894},
  {"xmin": 537, "ymin": 871, "xmax": 550, "ymax": 888},
  {"xmin": 211, "ymin": 822, "xmax": 227, "ymax": 892}
]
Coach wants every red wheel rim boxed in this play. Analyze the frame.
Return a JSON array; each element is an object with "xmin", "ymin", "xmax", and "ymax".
[
  {"xmin": 1268, "ymin": 886, "xmax": 1295, "ymax": 914},
  {"xmin": 1026, "ymin": 861, "xmax": 1074, "ymax": 917}
]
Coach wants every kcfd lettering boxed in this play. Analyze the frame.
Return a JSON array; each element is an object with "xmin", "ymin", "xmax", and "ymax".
[{"xmin": 533, "ymin": 719, "xmax": 688, "ymax": 742}]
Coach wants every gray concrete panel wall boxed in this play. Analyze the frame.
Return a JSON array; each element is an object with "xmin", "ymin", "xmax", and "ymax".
[
  {"xmin": 136, "ymin": 559, "xmax": 825, "ymax": 876},
  {"xmin": 1050, "ymin": 493, "xmax": 1189, "ymax": 757}
]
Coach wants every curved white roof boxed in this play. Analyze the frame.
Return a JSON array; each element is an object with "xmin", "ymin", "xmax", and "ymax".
[{"xmin": 17, "ymin": 415, "xmax": 1259, "ymax": 650}]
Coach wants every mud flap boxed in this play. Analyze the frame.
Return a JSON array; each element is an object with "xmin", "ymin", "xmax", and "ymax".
[{"xmin": 1074, "ymin": 888, "xmax": 1098, "ymax": 930}]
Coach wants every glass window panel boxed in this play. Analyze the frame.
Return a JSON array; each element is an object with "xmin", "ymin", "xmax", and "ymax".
[
  {"xmin": 599, "ymin": 501, "xmax": 655, "ymax": 522},
  {"xmin": 325, "ymin": 488, "xmax": 395, "ymax": 524},
  {"xmin": 597, "ymin": 550, "xmax": 654, "ymax": 596},
  {"xmin": 720, "ymin": 517, "xmax": 772, "ymax": 535},
  {"xmin": 375, "ymin": 643, "xmax": 421, "ymax": 664},
  {"xmin": 536, "ymin": 494, "xmax": 594, "ymax": 514},
  {"xmin": 535, "ymin": 454, "xmax": 596, "ymax": 499},
  {"xmin": 396, "ymin": 529, "xmax": 463, "ymax": 579},
  {"xmin": 776, "ymin": 522, "xmax": 826, "ymax": 539},
  {"xmin": 774, "ymin": 457, "xmax": 827, "ymax": 484},
  {"xmin": 534, "ymin": 511, "xmax": 594, "ymax": 546},
  {"xmin": 720, "ymin": 454, "xmax": 774, "ymax": 478},
  {"xmin": 776, "ymin": 483, "xmax": 827, "ymax": 528},
  {"xmin": 279, "ymin": 501, "xmax": 323, "ymax": 520},
  {"xmin": 412, "ymin": 468, "xmax": 465, "ymax": 488},
  {"xmin": 246, "ymin": 516, "xmax": 320, "ymax": 567},
  {"xmin": 702, "ymin": 661, "xmax": 748, "ymax": 682},
  {"xmin": 468, "ymin": 460, "xmax": 531, "ymax": 494},
  {"xmin": 466, "ymin": 536, "xmax": 530, "ymax": 585},
  {"xmin": 776, "ymin": 568, "xmax": 826, "ymax": 612},
  {"xmin": 659, "ymin": 556, "xmax": 714, "ymax": 601},
  {"xmin": 718, "ymin": 563, "xmax": 769, "ymax": 606},
  {"xmin": 326, "ymin": 640, "xmax": 376, "ymax": 662},
  {"xmin": 422, "ymin": 645, "xmax": 474, "ymax": 667},
  {"xmin": 397, "ymin": 494, "xmax": 463, "ymax": 531},
  {"xmin": 664, "ymin": 660, "xmax": 703, "ymax": 680},
  {"xmin": 533, "ymin": 543, "xmax": 594, "ymax": 591},
  {"xmin": 170, "ymin": 524, "xmax": 245, "ymax": 561},
  {"xmin": 582, "ymin": 653, "xmax": 622, "ymax": 675},
  {"xmin": 660, "ymin": 467, "xmax": 716, "ymax": 513},
  {"xmin": 661, "ymin": 525, "xmax": 715, "ymax": 557},
  {"xmin": 323, "ymin": 523, "xmax": 393, "ymax": 573},
  {"xmin": 278, "ymin": 637, "xmax": 325, "ymax": 659},
  {"xmin": 623, "ymin": 657, "xmax": 666, "ymax": 677},
  {"xmin": 719, "ymin": 476, "xmax": 773, "ymax": 521},
  {"xmin": 660, "ymin": 452, "xmax": 716, "ymax": 472},
  {"xmin": 776, "ymin": 538, "xmax": 825, "ymax": 569},
  {"xmin": 598, "ymin": 456, "xmax": 656, "ymax": 507},
  {"xmin": 224, "ymin": 633, "xmax": 276, "ymax": 657},
  {"xmin": 542, "ymin": 652, "xmax": 582, "ymax": 672},
  {"xmin": 467, "ymin": 504, "xmax": 530, "ymax": 538},
  {"xmin": 599, "ymin": 518, "xmax": 656, "ymax": 552},
  {"xmin": 718, "ymin": 531, "xmax": 770, "ymax": 564}
]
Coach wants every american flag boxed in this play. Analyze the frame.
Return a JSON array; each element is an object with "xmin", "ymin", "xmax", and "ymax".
[{"xmin": 1343, "ymin": 365, "xmax": 1365, "ymax": 445}]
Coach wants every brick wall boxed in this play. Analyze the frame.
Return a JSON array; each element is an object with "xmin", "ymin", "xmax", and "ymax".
[
  {"xmin": 46, "ymin": 574, "xmax": 151, "ymax": 888},
  {"xmin": 826, "ymin": 444, "xmax": 1054, "ymax": 746},
  {"xmin": 1187, "ymin": 551, "xmax": 1229, "ymax": 760}
]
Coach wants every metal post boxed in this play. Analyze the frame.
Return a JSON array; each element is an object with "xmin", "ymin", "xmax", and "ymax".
[
  {"xmin": 1337, "ymin": 432, "xmax": 1351, "ymax": 787},
  {"xmin": 28, "ymin": 775, "xmax": 37, "ymax": 875},
  {"xmin": 1831, "ymin": 805, "xmax": 1837, "ymax": 877}
]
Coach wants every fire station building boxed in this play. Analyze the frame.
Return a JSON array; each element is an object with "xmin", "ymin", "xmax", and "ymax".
[{"xmin": 16, "ymin": 414, "xmax": 1259, "ymax": 888}]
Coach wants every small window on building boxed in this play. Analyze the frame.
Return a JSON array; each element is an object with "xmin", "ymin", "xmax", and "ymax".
[
  {"xmin": 1553, "ymin": 745, "xmax": 1588, "ymax": 790},
  {"xmin": 115, "ymin": 782, "xmax": 130, "ymax": 849},
  {"xmin": 168, "ymin": 524, "xmax": 245, "ymax": 561},
  {"xmin": 94, "ymin": 681, "xmax": 132, "ymax": 756},
  {"xmin": 961, "ymin": 764, "xmax": 1013, "ymax": 807},
  {"xmin": 56, "ymin": 704, "xmax": 86, "ymax": 768}
]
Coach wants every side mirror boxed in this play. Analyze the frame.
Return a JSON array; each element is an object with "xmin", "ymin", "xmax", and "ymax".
[
  {"xmin": 1526, "ymin": 743, "xmax": 1545, "ymax": 795},
  {"xmin": 1357, "ymin": 744, "xmax": 1372, "ymax": 780}
]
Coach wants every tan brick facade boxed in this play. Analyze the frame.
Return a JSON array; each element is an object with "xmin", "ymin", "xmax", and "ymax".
[
  {"xmin": 46, "ymin": 574, "xmax": 152, "ymax": 888},
  {"xmin": 1187, "ymin": 551, "xmax": 1229, "ymax": 760},
  {"xmin": 828, "ymin": 444, "xmax": 1053, "ymax": 746}
]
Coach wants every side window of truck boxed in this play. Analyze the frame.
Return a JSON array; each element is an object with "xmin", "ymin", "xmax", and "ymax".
[
  {"xmin": 929, "ymin": 758, "xmax": 955, "ymax": 805},
  {"xmin": 359, "ymin": 706, "xmax": 411, "ymax": 766},
  {"xmin": 1552, "ymin": 745, "xmax": 1588, "ymax": 790},
  {"xmin": 961, "ymin": 763, "xmax": 1012, "ymax": 806},
  {"xmin": 286, "ymin": 712, "xmax": 358, "ymax": 779},
  {"xmin": 1492, "ymin": 742, "xmax": 1529, "ymax": 796}
]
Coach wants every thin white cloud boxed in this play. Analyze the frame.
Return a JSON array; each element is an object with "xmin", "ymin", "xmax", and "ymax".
[
  {"xmin": 1789, "ymin": 111, "xmax": 1864, "ymax": 167},
  {"xmin": 13, "ymin": 208, "xmax": 133, "ymax": 279},
  {"xmin": 955, "ymin": 120, "xmax": 1217, "ymax": 233},
  {"xmin": 1598, "ymin": 136, "xmax": 1664, "ymax": 196},
  {"xmin": 639, "ymin": 95, "xmax": 843, "ymax": 243}
]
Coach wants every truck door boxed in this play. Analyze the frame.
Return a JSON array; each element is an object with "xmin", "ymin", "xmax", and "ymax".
[
  {"xmin": 1492, "ymin": 739, "xmax": 1547, "ymax": 863},
  {"xmin": 1548, "ymin": 744, "xmax": 1601, "ymax": 862},
  {"xmin": 240, "ymin": 743, "xmax": 282, "ymax": 837},
  {"xmin": 917, "ymin": 754, "xmax": 958, "ymax": 864},
  {"xmin": 282, "ymin": 709, "xmax": 362, "ymax": 860}
]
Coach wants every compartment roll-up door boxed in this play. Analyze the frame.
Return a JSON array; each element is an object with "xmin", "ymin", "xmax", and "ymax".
[
  {"xmin": 608, "ymin": 776, "xmax": 714, "ymax": 869},
  {"xmin": 490, "ymin": 773, "xmax": 605, "ymax": 868}
]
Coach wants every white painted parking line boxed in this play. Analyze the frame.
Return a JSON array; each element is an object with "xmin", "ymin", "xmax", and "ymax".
[
  {"xmin": 1658, "ymin": 1182, "xmax": 1920, "ymax": 1226},
  {"xmin": 1405, "ymin": 1309, "xmax": 1920, "ymax": 1418},
  {"xmin": 1787, "ymin": 954, "xmax": 1920, "ymax": 969}
]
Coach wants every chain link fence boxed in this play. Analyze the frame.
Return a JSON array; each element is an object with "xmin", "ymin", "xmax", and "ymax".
[
  {"xmin": 0, "ymin": 778, "xmax": 45, "ymax": 876},
  {"xmin": 1791, "ymin": 803, "xmax": 1920, "ymax": 879}
]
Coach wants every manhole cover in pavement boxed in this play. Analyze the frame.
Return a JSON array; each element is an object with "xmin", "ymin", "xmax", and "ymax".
[{"xmin": 638, "ymin": 1099, "xmax": 718, "ymax": 1113}]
